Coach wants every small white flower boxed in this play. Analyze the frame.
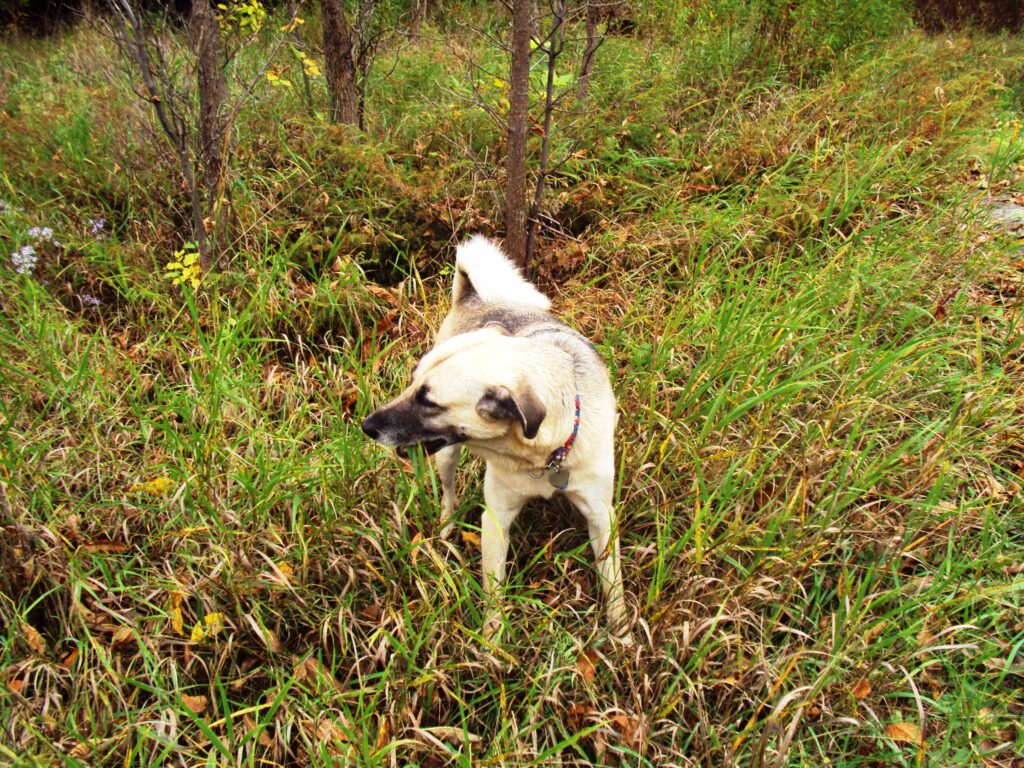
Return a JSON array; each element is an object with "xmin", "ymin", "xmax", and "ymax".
[
  {"xmin": 11, "ymin": 245, "xmax": 37, "ymax": 275},
  {"xmin": 27, "ymin": 226, "xmax": 54, "ymax": 241}
]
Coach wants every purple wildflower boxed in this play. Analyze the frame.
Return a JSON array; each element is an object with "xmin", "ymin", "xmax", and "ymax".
[
  {"xmin": 80, "ymin": 293, "xmax": 102, "ymax": 309},
  {"xmin": 88, "ymin": 218, "xmax": 106, "ymax": 237}
]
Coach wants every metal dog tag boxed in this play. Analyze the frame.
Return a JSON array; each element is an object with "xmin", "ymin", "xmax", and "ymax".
[{"xmin": 548, "ymin": 466, "xmax": 570, "ymax": 489}]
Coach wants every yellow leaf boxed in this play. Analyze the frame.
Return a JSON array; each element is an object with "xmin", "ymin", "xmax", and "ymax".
[
  {"xmin": 169, "ymin": 592, "xmax": 184, "ymax": 636},
  {"xmin": 264, "ymin": 561, "xmax": 293, "ymax": 586},
  {"xmin": 129, "ymin": 476, "xmax": 173, "ymax": 496},
  {"xmin": 190, "ymin": 612, "xmax": 225, "ymax": 643},
  {"xmin": 183, "ymin": 252, "xmax": 199, "ymax": 266},
  {"xmin": 461, "ymin": 530, "xmax": 481, "ymax": 549},
  {"xmin": 885, "ymin": 721, "xmax": 923, "ymax": 745}
]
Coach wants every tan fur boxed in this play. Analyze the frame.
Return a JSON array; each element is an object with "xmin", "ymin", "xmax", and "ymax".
[{"xmin": 362, "ymin": 237, "xmax": 632, "ymax": 644}]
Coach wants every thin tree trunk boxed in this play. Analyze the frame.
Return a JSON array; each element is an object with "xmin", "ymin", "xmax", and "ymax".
[
  {"xmin": 525, "ymin": 0, "xmax": 564, "ymax": 270},
  {"xmin": 189, "ymin": 0, "xmax": 229, "ymax": 266},
  {"xmin": 578, "ymin": 0, "xmax": 599, "ymax": 102},
  {"xmin": 504, "ymin": 0, "xmax": 532, "ymax": 268},
  {"xmin": 321, "ymin": 0, "xmax": 359, "ymax": 125}
]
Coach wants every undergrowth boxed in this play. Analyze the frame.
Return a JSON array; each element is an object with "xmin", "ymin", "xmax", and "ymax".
[{"xmin": 0, "ymin": 6, "xmax": 1022, "ymax": 767}]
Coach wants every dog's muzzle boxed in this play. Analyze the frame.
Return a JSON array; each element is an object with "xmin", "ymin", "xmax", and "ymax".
[
  {"xmin": 360, "ymin": 411, "xmax": 387, "ymax": 442},
  {"xmin": 361, "ymin": 410, "xmax": 463, "ymax": 456}
]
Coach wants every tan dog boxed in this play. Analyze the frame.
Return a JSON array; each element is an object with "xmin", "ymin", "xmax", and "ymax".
[{"xmin": 362, "ymin": 236, "xmax": 631, "ymax": 643}]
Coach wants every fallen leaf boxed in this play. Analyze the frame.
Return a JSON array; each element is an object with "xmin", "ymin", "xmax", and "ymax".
[
  {"xmin": 244, "ymin": 713, "xmax": 274, "ymax": 747},
  {"xmin": 8, "ymin": 679, "xmax": 24, "ymax": 694},
  {"xmin": 169, "ymin": 592, "xmax": 184, "ymax": 636},
  {"xmin": 190, "ymin": 612, "xmax": 225, "ymax": 643},
  {"xmin": 182, "ymin": 694, "xmax": 208, "ymax": 714},
  {"xmin": 262, "ymin": 561, "xmax": 293, "ymax": 586},
  {"xmin": 60, "ymin": 649, "xmax": 79, "ymax": 669},
  {"xmin": 111, "ymin": 625, "xmax": 135, "ymax": 650},
  {"xmin": 863, "ymin": 620, "xmax": 888, "ymax": 645},
  {"xmin": 461, "ymin": 530, "xmax": 481, "ymax": 549},
  {"xmin": 68, "ymin": 742, "xmax": 90, "ymax": 759},
  {"xmin": 359, "ymin": 603, "xmax": 382, "ymax": 621},
  {"xmin": 851, "ymin": 678, "xmax": 872, "ymax": 700},
  {"xmin": 612, "ymin": 713, "xmax": 644, "ymax": 751},
  {"xmin": 566, "ymin": 703, "xmax": 591, "ymax": 731},
  {"xmin": 885, "ymin": 721, "xmax": 923, "ymax": 745},
  {"xmin": 294, "ymin": 656, "xmax": 343, "ymax": 692},
  {"xmin": 24, "ymin": 622, "xmax": 46, "ymax": 655},
  {"xmin": 577, "ymin": 649, "xmax": 598, "ymax": 685},
  {"xmin": 80, "ymin": 540, "xmax": 129, "ymax": 553},
  {"xmin": 364, "ymin": 283, "xmax": 398, "ymax": 306},
  {"xmin": 301, "ymin": 715, "xmax": 352, "ymax": 757}
]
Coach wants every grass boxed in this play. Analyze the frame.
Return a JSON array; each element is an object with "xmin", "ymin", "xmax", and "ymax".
[{"xmin": 1, "ymin": 4, "xmax": 1023, "ymax": 766}]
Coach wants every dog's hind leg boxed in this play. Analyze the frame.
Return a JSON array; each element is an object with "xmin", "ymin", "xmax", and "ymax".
[
  {"xmin": 567, "ymin": 486, "xmax": 633, "ymax": 645},
  {"xmin": 480, "ymin": 469, "xmax": 526, "ymax": 638},
  {"xmin": 435, "ymin": 445, "xmax": 461, "ymax": 539}
]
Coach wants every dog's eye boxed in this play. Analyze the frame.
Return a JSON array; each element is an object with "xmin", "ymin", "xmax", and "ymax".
[{"xmin": 415, "ymin": 385, "xmax": 442, "ymax": 410}]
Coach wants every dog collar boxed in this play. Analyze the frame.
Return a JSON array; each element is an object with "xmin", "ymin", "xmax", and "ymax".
[{"xmin": 530, "ymin": 394, "xmax": 580, "ymax": 488}]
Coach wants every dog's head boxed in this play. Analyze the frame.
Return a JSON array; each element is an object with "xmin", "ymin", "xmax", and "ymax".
[{"xmin": 361, "ymin": 327, "xmax": 547, "ymax": 457}]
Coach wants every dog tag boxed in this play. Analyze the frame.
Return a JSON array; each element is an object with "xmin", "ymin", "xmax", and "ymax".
[{"xmin": 548, "ymin": 466, "xmax": 570, "ymax": 489}]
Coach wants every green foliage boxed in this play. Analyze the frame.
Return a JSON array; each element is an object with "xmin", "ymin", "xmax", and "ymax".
[
  {"xmin": 216, "ymin": 0, "xmax": 267, "ymax": 36},
  {"xmin": 644, "ymin": 0, "xmax": 911, "ymax": 77}
]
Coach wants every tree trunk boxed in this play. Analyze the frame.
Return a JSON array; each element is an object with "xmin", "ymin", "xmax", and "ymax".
[
  {"xmin": 525, "ymin": 0, "xmax": 564, "ymax": 270},
  {"xmin": 189, "ymin": 0, "xmax": 229, "ymax": 266},
  {"xmin": 504, "ymin": 0, "xmax": 532, "ymax": 268},
  {"xmin": 578, "ymin": 0, "xmax": 599, "ymax": 102},
  {"xmin": 321, "ymin": 0, "xmax": 359, "ymax": 126}
]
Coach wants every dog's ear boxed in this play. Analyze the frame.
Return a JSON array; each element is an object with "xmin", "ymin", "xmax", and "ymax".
[{"xmin": 476, "ymin": 384, "xmax": 546, "ymax": 439}]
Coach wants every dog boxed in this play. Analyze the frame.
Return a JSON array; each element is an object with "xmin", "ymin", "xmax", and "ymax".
[{"xmin": 361, "ymin": 236, "xmax": 631, "ymax": 643}]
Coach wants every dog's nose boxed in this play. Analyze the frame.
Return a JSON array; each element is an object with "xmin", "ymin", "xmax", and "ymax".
[{"xmin": 361, "ymin": 413, "xmax": 381, "ymax": 440}]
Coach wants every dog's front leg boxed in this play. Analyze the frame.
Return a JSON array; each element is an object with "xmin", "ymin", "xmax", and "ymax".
[
  {"xmin": 435, "ymin": 445, "xmax": 461, "ymax": 539},
  {"xmin": 567, "ymin": 486, "xmax": 633, "ymax": 645},
  {"xmin": 480, "ymin": 468, "xmax": 525, "ymax": 638}
]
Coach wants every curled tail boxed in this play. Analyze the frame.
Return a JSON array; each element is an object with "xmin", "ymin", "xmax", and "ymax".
[{"xmin": 453, "ymin": 235, "xmax": 551, "ymax": 310}]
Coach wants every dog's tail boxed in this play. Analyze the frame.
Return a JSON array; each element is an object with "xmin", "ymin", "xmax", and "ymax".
[{"xmin": 453, "ymin": 235, "xmax": 551, "ymax": 310}]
